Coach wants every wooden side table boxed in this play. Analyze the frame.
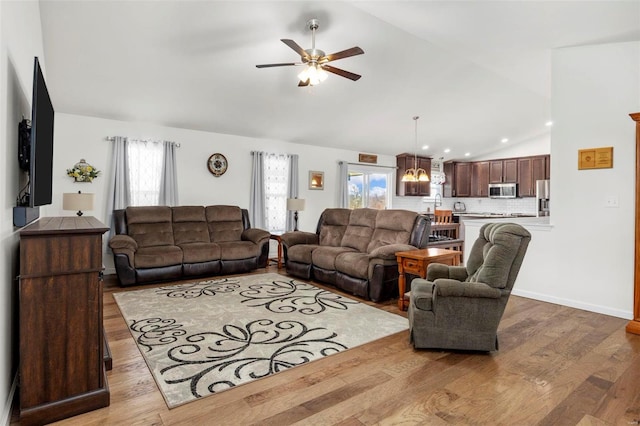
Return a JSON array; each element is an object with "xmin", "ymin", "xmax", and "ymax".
[
  {"xmin": 395, "ymin": 248, "xmax": 462, "ymax": 311},
  {"xmin": 269, "ymin": 234, "xmax": 284, "ymax": 269}
]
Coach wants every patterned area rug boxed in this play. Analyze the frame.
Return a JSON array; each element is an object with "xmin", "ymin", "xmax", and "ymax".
[{"xmin": 113, "ymin": 272, "xmax": 408, "ymax": 408}]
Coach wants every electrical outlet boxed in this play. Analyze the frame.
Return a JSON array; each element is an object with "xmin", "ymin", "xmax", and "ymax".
[{"xmin": 605, "ymin": 195, "xmax": 619, "ymax": 208}]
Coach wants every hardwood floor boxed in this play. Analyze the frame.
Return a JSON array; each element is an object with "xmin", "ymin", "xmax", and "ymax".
[{"xmin": 28, "ymin": 266, "xmax": 640, "ymax": 425}]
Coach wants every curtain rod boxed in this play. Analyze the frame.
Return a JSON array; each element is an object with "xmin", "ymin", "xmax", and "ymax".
[
  {"xmin": 105, "ymin": 136, "xmax": 180, "ymax": 147},
  {"xmin": 340, "ymin": 161, "xmax": 398, "ymax": 170}
]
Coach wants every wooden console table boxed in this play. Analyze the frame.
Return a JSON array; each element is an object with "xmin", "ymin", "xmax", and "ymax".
[
  {"xmin": 395, "ymin": 248, "xmax": 462, "ymax": 311},
  {"xmin": 19, "ymin": 216, "xmax": 110, "ymax": 425}
]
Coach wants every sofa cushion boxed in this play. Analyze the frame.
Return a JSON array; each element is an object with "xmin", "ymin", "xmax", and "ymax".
[
  {"xmin": 367, "ymin": 209, "xmax": 417, "ymax": 253},
  {"xmin": 217, "ymin": 241, "xmax": 259, "ymax": 260},
  {"xmin": 126, "ymin": 206, "xmax": 175, "ymax": 248},
  {"xmin": 287, "ymin": 244, "xmax": 320, "ymax": 264},
  {"xmin": 172, "ymin": 206, "xmax": 210, "ymax": 245},
  {"xmin": 340, "ymin": 208, "xmax": 377, "ymax": 252},
  {"xmin": 335, "ymin": 252, "xmax": 370, "ymax": 279},
  {"xmin": 179, "ymin": 242, "xmax": 221, "ymax": 264},
  {"xmin": 318, "ymin": 209, "xmax": 351, "ymax": 247},
  {"xmin": 312, "ymin": 246, "xmax": 357, "ymax": 270},
  {"xmin": 134, "ymin": 245, "xmax": 183, "ymax": 268},
  {"xmin": 206, "ymin": 205, "xmax": 244, "ymax": 242}
]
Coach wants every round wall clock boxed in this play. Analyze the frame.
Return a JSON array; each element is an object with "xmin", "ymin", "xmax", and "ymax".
[{"xmin": 207, "ymin": 153, "xmax": 228, "ymax": 176}]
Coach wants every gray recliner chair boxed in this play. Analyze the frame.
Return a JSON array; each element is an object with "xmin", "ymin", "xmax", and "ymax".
[{"xmin": 408, "ymin": 222, "xmax": 531, "ymax": 351}]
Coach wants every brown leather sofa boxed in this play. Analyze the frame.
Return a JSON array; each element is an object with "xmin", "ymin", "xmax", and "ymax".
[
  {"xmin": 281, "ymin": 208, "xmax": 430, "ymax": 302},
  {"xmin": 109, "ymin": 205, "xmax": 270, "ymax": 286}
]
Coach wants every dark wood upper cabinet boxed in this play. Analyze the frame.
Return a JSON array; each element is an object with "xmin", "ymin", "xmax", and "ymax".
[
  {"xmin": 517, "ymin": 157, "xmax": 533, "ymax": 196},
  {"xmin": 471, "ymin": 161, "xmax": 490, "ymax": 197},
  {"xmin": 443, "ymin": 154, "xmax": 549, "ymax": 198},
  {"xmin": 489, "ymin": 159, "xmax": 518, "ymax": 183},
  {"xmin": 518, "ymin": 155, "xmax": 550, "ymax": 197},
  {"xmin": 443, "ymin": 161, "xmax": 456, "ymax": 197},
  {"xmin": 504, "ymin": 159, "xmax": 518, "ymax": 182},
  {"xmin": 396, "ymin": 154, "xmax": 431, "ymax": 196},
  {"xmin": 454, "ymin": 162, "xmax": 471, "ymax": 197}
]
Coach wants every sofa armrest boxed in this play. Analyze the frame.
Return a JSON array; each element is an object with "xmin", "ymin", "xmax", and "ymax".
[
  {"xmin": 109, "ymin": 235, "xmax": 137, "ymax": 251},
  {"xmin": 280, "ymin": 231, "xmax": 318, "ymax": 248},
  {"xmin": 434, "ymin": 279, "xmax": 502, "ymax": 299},
  {"xmin": 242, "ymin": 228, "xmax": 270, "ymax": 245},
  {"xmin": 369, "ymin": 244, "xmax": 417, "ymax": 260},
  {"xmin": 109, "ymin": 235, "xmax": 137, "ymax": 267},
  {"xmin": 426, "ymin": 264, "xmax": 468, "ymax": 281}
]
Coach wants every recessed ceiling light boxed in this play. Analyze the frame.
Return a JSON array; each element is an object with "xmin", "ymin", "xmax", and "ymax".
[
  {"xmin": 444, "ymin": 148, "xmax": 451, "ymax": 153},
  {"xmin": 421, "ymin": 145, "xmax": 429, "ymax": 150},
  {"xmin": 501, "ymin": 138, "xmax": 508, "ymax": 143},
  {"xmin": 465, "ymin": 152, "xmax": 470, "ymax": 157},
  {"xmin": 545, "ymin": 121, "xmax": 553, "ymax": 127}
]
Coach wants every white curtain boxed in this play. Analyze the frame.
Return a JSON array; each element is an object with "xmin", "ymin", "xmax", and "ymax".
[
  {"xmin": 105, "ymin": 137, "xmax": 129, "ymax": 240},
  {"xmin": 249, "ymin": 151, "xmax": 266, "ymax": 229},
  {"xmin": 249, "ymin": 151, "xmax": 299, "ymax": 233},
  {"xmin": 286, "ymin": 154, "xmax": 299, "ymax": 231},
  {"xmin": 338, "ymin": 161, "xmax": 349, "ymax": 208},
  {"xmin": 159, "ymin": 141, "xmax": 179, "ymax": 206}
]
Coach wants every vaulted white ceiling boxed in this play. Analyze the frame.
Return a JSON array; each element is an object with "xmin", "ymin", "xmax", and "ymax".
[{"xmin": 39, "ymin": 1, "xmax": 640, "ymax": 161}]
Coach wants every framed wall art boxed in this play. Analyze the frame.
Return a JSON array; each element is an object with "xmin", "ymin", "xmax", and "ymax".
[{"xmin": 309, "ymin": 171, "xmax": 324, "ymax": 190}]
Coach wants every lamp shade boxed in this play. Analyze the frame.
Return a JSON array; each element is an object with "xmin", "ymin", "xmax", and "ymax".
[
  {"xmin": 63, "ymin": 192, "xmax": 95, "ymax": 216},
  {"xmin": 286, "ymin": 198, "xmax": 306, "ymax": 211}
]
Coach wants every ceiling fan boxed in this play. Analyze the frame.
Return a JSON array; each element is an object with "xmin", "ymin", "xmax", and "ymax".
[{"xmin": 256, "ymin": 19, "xmax": 364, "ymax": 87}]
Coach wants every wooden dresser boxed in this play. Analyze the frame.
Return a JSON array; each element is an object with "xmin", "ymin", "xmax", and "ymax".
[{"xmin": 19, "ymin": 216, "xmax": 110, "ymax": 425}]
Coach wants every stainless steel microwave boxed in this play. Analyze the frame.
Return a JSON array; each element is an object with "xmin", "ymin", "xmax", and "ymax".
[{"xmin": 488, "ymin": 183, "xmax": 517, "ymax": 198}]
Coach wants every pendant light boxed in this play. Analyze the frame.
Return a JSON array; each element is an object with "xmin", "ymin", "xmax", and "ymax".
[{"xmin": 401, "ymin": 116, "xmax": 429, "ymax": 182}]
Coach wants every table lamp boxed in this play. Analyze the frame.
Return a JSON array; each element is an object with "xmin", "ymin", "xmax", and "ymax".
[
  {"xmin": 286, "ymin": 198, "xmax": 305, "ymax": 231},
  {"xmin": 63, "ymin": 191, "xmax": 95, "ymax": 216}
]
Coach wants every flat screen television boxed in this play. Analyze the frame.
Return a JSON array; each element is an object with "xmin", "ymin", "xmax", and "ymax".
[{"xmin": 18, "ymin": 57, "xmax": 55, "ymax": 208}]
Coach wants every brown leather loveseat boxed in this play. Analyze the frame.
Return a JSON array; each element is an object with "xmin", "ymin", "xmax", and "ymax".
[
  {"xmin": 109, "ymin": 205, "xmax": 270, "ymax": 286},
  {"xmin": 281, "ymin": 208, "xmax": 430, "ymax": 302}
]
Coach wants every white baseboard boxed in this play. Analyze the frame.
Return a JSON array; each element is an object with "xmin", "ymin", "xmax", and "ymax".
[
  {"xmin": 1, "ymin": 374, "xmax": 17, "ymax": 426},
  {"xmin": 511, "ymin": 289, "xmax": 633, "ymax": 320}
]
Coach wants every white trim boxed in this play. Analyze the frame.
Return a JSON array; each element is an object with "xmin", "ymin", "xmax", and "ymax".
[
  {"xmin": 512, "ymin": 289, "xmax": 633, "ymax": 320},
  {"xmin": 1, "ymin": 374, "xmax": 17, "ymax": 426}
]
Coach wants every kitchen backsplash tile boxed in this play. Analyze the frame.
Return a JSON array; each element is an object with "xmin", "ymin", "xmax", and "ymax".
[{"xmin": 392, "ymin": 195, "xmax": 538, "ymax": 215}]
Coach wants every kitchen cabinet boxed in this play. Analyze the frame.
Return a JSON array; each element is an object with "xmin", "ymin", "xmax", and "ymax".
[
  {"xmin": 443, "ymin": 162, "xmax": 455, "ymax": 197},
  {"xmin": 471, "ymin": 161, "xmax": 490, "ymax": 197},
  {"xmin": 445, "ymin": 154, "xmax": 548, "ymax": 198},
  {"xmin": 396, "ymin": 154, "xmax": 431, "ymax": 196},
  {"xmin": 453, "ymin": 162, "xmax": 471, "ymax": 197},
  {"xmin": 490, "ymin": 159, "xmax": 518, "ymax": 183},
  {"xmin": 518, "ymin": 155, "xmax": 550, "ymax": 197}
]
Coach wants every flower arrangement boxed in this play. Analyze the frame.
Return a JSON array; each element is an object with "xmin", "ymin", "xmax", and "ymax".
[{"xmin": 67, "ymin": 159, "xmax": 100, "ymax": 182}]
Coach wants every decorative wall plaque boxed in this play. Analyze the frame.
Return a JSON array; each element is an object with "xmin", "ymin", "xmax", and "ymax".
[{"xmin": 578, "ymin": 147, "xmax": 613, "ymax": 170}]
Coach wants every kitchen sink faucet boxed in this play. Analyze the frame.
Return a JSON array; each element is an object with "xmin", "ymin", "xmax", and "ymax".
[{"xmin": 434, "ymin": 193, "xmax": 442, "ymax": 211}]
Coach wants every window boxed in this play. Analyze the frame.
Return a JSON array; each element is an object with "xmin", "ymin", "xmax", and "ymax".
[
  {"xmin": 264, "ymin": 154, "xmax": 290, "ymax": 233},
  {"xmin": 348, "ymin": 167, "xmax": 392, "ymax": 209},
  {"xmin": 127, "ymin": 141, "xmax": 164, "ymax": 206}
]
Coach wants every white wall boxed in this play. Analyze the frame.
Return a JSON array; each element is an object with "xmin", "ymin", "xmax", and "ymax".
[
  {"xmin": 543, "ymin": 41, "xmax": 638, "ymax": 318},
  {"xmin": 48, "ymin": 113, "xmax": 396, "ymax": 270},
  {"xmin": 460, "ymin": 41, "xmax": 639, "ymax": 320},
  {"xmin": 0, "ymin": 1, "xmax": 46, "ymax": 424}
]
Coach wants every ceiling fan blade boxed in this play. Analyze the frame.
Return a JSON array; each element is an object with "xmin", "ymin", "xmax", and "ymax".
[
  {"xmin": 281, "ymin": 39, "xmax": 310, "ymax": 60},
  {"xmin": 298, "ymin": 79, "xmax": 310, "ymax": 87},
  {"xmin": 323, "ymin": 47, "xmax": 364, "ymax": 62},
  {"xmin": 322, "ymin": 64, "xmax": 361, "ymax": 81},
  {"xmin": 256, "ymin": 62, "xmax": 299, "ymax": 68}
]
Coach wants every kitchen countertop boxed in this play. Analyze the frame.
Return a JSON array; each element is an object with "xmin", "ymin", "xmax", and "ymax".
[{"xmin": 453, "ymin": 212, "xmax": 537, "ymax": 218}]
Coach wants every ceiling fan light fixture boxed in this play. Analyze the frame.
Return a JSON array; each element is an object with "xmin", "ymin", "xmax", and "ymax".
[{"xmin": 298, "ymin": 64, "xmax": 328, "ymax": 86}]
